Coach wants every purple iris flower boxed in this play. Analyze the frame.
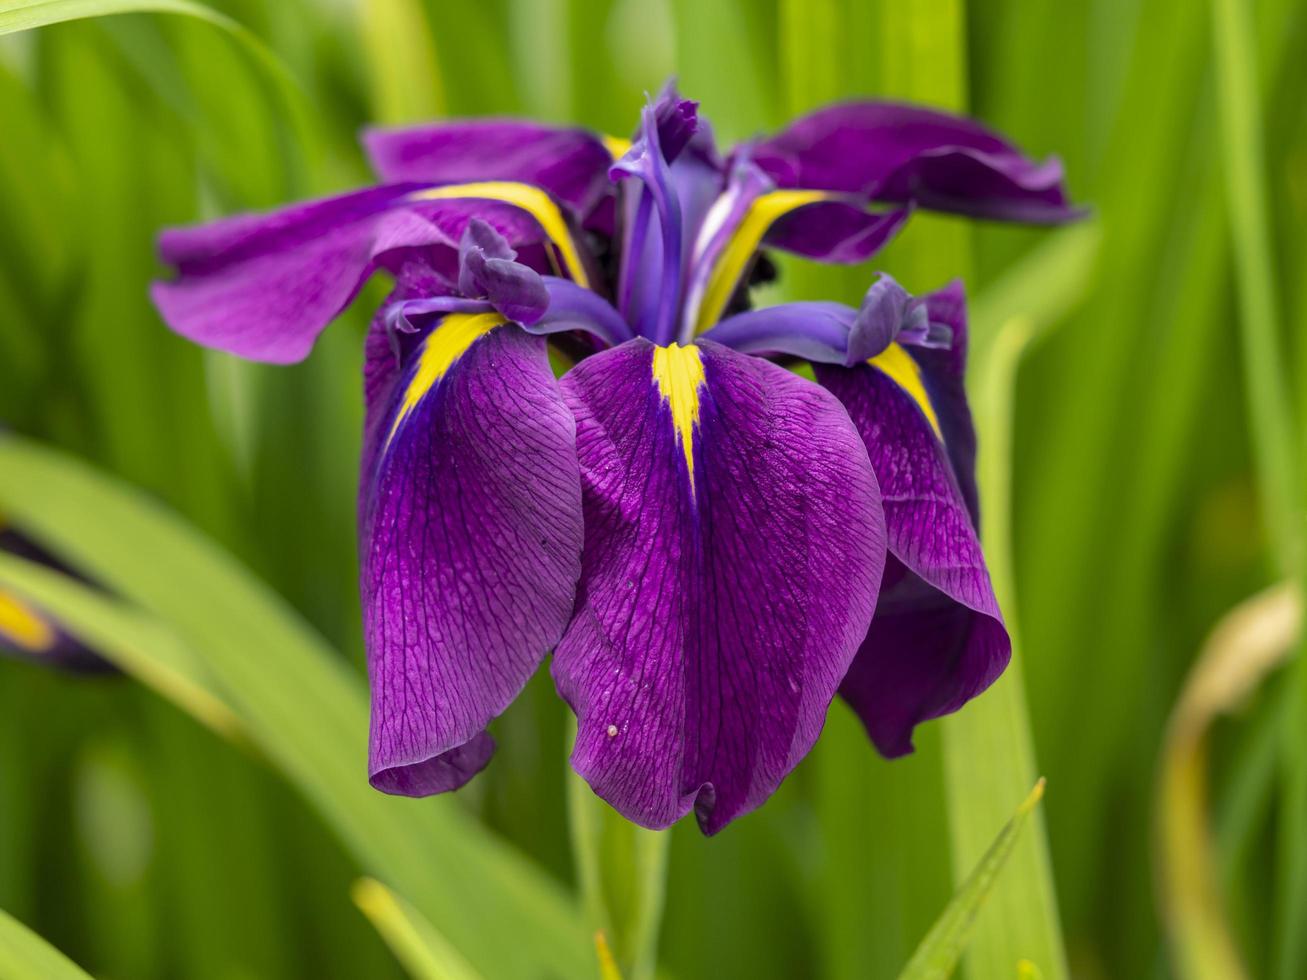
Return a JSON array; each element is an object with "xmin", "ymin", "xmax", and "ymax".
[{"xmin": 151, "ymin": 85, "xmax": 1078, "ymax": 833}]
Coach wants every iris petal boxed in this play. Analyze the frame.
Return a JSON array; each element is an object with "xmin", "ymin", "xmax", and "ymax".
[
  {"xmin": 152, "ymin": 185, "xmax": 576, "ymax": 363},
  {"xmin": 362, "ymin": 320, "xmax": 583, "ymax": 796},
  {"xmin": 752, "ymin": 101, "xmax": 1082, "ymax": 223},
  {"xmin": 554, "ymin": 339, "xmax": 885, "ymax": 833},
  {"xmin": 815, "ymin": 304, "xmax": 1007, "ymax": 756},
  {"xmin": 611, "ymin": 104, "xmax": 686, "ymax": 343},
  {"xmin": 363, "ymin": 119, "xmax": 614, "ymax": 217}
]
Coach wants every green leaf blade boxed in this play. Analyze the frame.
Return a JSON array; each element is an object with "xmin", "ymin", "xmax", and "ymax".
[{"xmin": 899, "ymin": 780, "xmax": 1047, "ymax": 980}]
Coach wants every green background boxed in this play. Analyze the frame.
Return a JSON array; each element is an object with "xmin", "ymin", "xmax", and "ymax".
[{"xmin": 0, "ymin": 0, "xmax": 1303, "ymax": 977}]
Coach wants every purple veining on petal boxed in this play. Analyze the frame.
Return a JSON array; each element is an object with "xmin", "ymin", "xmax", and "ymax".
[
  {"xmin": 815, "ymin": 358, "xmax": 1008, "ymax": 756},
  {"xmin": 363, "ymin": 324, "xmax": 583, "ymax": 796},
  {"xmin": 554, "ymin": 339, "xmax": 885, "ymax": 833}
]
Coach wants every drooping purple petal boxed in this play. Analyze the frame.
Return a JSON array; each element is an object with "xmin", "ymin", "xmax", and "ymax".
[
  {"xmin": 362, "ymin": 319, "xmax": 583, "ymax": 796},
  {"xmin": 554, "ymin": 339, "xmax": 885, "ymax": 833},
  {"xmin": 836, "ymin": 557, "xmax": 1008, "ymax": 757},
  {"xmin": 363, "ymin": 120, "xmax": 615, "ymax": 217},
  {"xmin": 751, "ymin": 101, "xmax": 1081, "ymax": 223},
  {"xmin": 815, "ymin": 352, "xmax": 1007, "ymax": 757},
  {"xmin": 152, "ymin": 186, "xmax": 561, "ymax": 364}
]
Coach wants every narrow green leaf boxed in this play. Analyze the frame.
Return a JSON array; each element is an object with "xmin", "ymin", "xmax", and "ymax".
[
  {"xmin": 898, "ymin": 780, "xmax": 1047, "ymax": 980},
  {"xmin": 872, "ymin": 1, "xmax": 1070, "ymax": 976},
  {"xmin": 1, "ymin": 0, "xmax": 282, "ymax": 87},
  {"xmin": 0, "ymin": 0, "xmax": 318, "ymax": 182},
  {"xmin": 1209, "ymin": 0, "xmax": 1300, "ymax": 576},
  {"xmin": 351, "ymin": 878, "xmax": 483, "ymax": 980},
  {"xmin": 0, "ymin": 908, "xmax": 94, "ymax": 980},
  {"xmin": 1209, "ymin": 2, "xmax": 1307, "ymax": 976},
  {"xmin": 0, "ymin": 552, "xmax": 245, "ymax": 743},
  {"xmin": 0, "ymin": 434, "xmax": 593, "ymax": 979}
]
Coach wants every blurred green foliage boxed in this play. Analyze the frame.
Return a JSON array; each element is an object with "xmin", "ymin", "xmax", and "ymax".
[{"xmin": 0, "ymin": 0, "xmax": 1302, "ymax": 977}]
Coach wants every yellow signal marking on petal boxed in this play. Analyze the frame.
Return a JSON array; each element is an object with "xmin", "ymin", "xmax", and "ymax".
[
  {"xmin": 386, "ymin": 313, "xmax": 507, "ymax": 446},
  {"xmin": 651, "ymin": 342, "xmax": 706, "ymax": 492},
  {"xmin": 601, "ymin": 134, "xmax": 632, "ymax": 160},
  {"xmin": 693, "ymin": 189, "xmax": 829, "ymax": 335},
  {"xmin": 869, "ymin": 342, "xmax": 943, "ymax": 440},
  {"xmin": 0, "ymin": 589, "xmax": 56, "ymax": 653},
  {"xmin": 411, "ymin": 181, "xmax": 589, "ymax": 287}
]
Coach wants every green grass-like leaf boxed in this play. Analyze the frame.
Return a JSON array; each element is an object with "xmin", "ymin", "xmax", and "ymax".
[
  {"xmin": 568, "ymin": 758, "xmax": 669, "ymax": 980},
  {"xmin": 898, "ymin": 780, "xmax": 1047, "ymax": 980},
  {"xmin": 351, "ymin": 878, "xmax": 483, "ymax": 980},
  {"xmin": 0, "ymin": 908, "xmax": 94, "ymax": 980},
  {"xmin": 0, "ymin": 434, "xmax": 592, "ymax": 979}
]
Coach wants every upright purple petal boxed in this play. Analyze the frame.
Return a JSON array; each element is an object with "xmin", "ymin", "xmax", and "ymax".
[
  {"xmin": 363, "ymin": 120, "xmax": 614, "ymax": 217},
  {"xmin": 815, "ymin": 342, "xmax": 1007, "ymax": 756},
  {"xmin": 612, "ymin": 103, "xmax": 686, "ymax": 343},
  {"xmin": 555, "ymin": 339, "xmax": 885, "ymax": 833},
  {"xmin": 152, "ymin": 186, "xmax": 561, "ymax": 364},
  {"xmin": 362, "ymin": 318, "xmax": 583, "ymax": 795},
  {"xmin": 650, "ymin": 84, "xmax": 699, "ymax": 164},
  {"xmin": 751, "ymin": 101, "xmax": 1081, "ymax": 223},
  {"xmin": 681, "ymin": 155, "xmax": 910, "ymax": 336}
]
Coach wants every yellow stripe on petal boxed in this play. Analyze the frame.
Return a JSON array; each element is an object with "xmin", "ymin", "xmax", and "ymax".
[
  {"xmin": 693, "ymin": 189, "xmax": 829, "ymax": 335},
  {"xmin": 601, "ymin": 134, "xmax": 632, "ymax": 160},
  {"xmin": 0, "ymin": 589, "xmax": 56, "ymax": 653},
  {"xmin": 651, "ymin": 342, "xmax": 706, "ymax": 493},
  {"xmin": 869, "ymin": 342, "xmax": 942, "ymax": 440},
  {"xmin": 410, "ymin": 181, "xmax": 589, "ymax": 287},
  {"xmin": 387, "ymin": 312, "xmax": 507, "ymax": 446}
]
